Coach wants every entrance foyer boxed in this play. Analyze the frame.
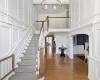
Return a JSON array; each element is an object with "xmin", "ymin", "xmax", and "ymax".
[{"xmin": 1, "ymin": 0, "xmax": 100, "ymax": 80}]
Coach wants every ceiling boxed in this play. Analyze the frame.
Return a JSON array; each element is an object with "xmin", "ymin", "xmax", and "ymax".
[
  {"xmin": 34, "ymin": 4, "xmax": 69, "ymax": 14},
  {"xmin": 33, "ymin": 0, "xmax": 70, "ymax": 4}
]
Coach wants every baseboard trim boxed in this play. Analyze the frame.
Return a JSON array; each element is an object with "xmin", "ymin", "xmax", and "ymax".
[{"xmin": 74, "ymin": 54, "xmax": 84, "ymax": 56}]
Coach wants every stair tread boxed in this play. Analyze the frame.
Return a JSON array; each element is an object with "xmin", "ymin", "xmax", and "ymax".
[
  {"xmin": 22, "ymin": 52, "xmax": 36, "ymax": 55},
  {"xmin": 15, "ymin": 72, "xmax": 36, "ymax": 76},
  {"xmin": 18, "ymin": 65, "xmax": 36, "ymax": 69},
  {"xmin": 21, "ymin": 57, "xmax": 36, "ymax": 60},
  {"xmin": 23, "ymin": 55, "xmax": 36, "ymax": 57},
  {"xmin": 9, "ymin": 75, "xmax": 37, "ymax": 80},
  {"xmin": 15, "ymin": 67, "xmax": 36, "ymax": 72},
  {"xmin": 18, "ymin": 60, "xmax": 36, "ymax": 66}
]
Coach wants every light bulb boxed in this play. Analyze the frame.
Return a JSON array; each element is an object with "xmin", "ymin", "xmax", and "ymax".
[
  {"xmin": 40, "ymin": 0, "xmax": 43, "ymax": 2},
  {"xmin": 53, "ymin": 6, "xmax": 57, "ymax": 10},
  {"xmin": 45, "ymin": 5, "xmax": 48, "ymax": 10}
]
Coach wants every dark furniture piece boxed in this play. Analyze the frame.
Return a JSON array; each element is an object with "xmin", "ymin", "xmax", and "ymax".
[{"xmin": 59, "ymin": 46, "xmax": 67, "ymax": 57}]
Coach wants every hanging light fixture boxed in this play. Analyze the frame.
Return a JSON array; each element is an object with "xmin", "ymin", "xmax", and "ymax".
[{"xmin": 40, "ymin": 0, "xmax": 62, "ymax": 13}]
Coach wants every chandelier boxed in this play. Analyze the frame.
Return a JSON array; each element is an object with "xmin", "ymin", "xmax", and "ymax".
[{"xmin": 40, "ymin": 0, "xmax": 62, "ymax": 13}]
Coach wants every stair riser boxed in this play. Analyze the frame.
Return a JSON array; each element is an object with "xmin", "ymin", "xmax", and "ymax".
[
  {"xmin": 27, "ymin": 46, "xmax": 38, "ymax": 49},
  {"xmin": 30, "ymin": 41, "xmax": 38, "ymax": 42},
  {"xmin": 25, "ymin": 51, "xmax": 37, "ymax": 53},
  {"xmin": 23, "ymin": 53, "xmax": 36, "ymax": 55},
  {"xmin": 30, "ymin": 39, "xmax": 38, "ymax": 41},
  {"xmin": 25, "ymin": 47, "xmax": 37, "ymax": 49},
  {"xmin": 23, "ymin": 55, "xmax": 36, "ymax": 57},
  {"xmin": 28, "ymin": 44, "xmax": 38, "ymax": 47}
]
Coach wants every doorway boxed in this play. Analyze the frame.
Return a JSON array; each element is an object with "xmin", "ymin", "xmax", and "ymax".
[{"xmin": 45, "ymin": 35, "xmax": 56, "ymax": 55}]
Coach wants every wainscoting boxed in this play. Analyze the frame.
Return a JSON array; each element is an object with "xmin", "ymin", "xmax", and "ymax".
[{"xmin": 0, "ymin": 1, "xmax": 35, "ymax": 79}]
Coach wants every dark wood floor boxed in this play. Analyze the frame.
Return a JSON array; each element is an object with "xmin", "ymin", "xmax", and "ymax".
[{"xmin": 43, "ymin": 52, "xmax": 88, "ymax": 80}]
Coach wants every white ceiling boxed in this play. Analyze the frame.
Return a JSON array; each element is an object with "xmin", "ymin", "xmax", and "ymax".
[
  {"xmin": 33, "ymin": 0, "xmax": 70, "ymax": 4},
  {"xmin": 34, "ymin": 4, "xmax": 69, "ymax": 14}
]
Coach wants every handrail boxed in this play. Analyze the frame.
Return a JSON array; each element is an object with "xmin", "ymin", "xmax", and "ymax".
[
  {"xmin": 49, "ymin": 17, "xmax": 71, "ymax": 18},
  {"xmin": 39, "ymin": 21, "xmax": 44, "ymax": 37},
  {"xmin": 0, "ymin": 54, "xmax": 15, "ymax": 80}
]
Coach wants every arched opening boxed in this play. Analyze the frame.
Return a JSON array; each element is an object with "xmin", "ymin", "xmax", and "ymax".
[{"xmin": 73, "ymin": 34, "xmax": 89, "ymax": 61}]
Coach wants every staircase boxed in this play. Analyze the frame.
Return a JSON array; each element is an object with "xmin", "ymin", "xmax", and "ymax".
[{"xmin": 9, "ymin": 34, "xmax": 39, "ymax": 80}]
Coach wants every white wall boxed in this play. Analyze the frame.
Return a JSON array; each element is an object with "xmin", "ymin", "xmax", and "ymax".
[
  {"xmin": 33, "ymin": 5, "xmax": 39, "ymax": 26},
  {"xmin": 71, "ymin": 0, "xmax": 95, "ymax": 28},
  {"xmin": 54, "ymin": 33, "xmax": 69, "ymax": 55},
  {"xmin": 37, "ymin": 9, "xmax": 70, "ymax": 30}
]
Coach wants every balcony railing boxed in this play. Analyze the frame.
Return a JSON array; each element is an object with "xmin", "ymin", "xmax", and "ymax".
[{"xmin": 36, "ymin": 16, "xmax": 71, "ymax": 31}]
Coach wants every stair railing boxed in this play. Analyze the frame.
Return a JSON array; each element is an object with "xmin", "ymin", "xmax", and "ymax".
[
  {"xmin": 0, "ymin": 54, "xmax": 15, "ymax": 80},
  {"xmin": 37, "ymin": 21, "xmax": 45, "ymax": 71}
]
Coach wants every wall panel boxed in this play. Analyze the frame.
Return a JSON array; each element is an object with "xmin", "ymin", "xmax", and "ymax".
[
  {"xmin": 13, "ymin": 29, "xmax": 18, "ymax": 45},
  {"xmin": 95, "ymin": 61, "xmax": 100, "ymax": 80},
  {"xmin": 0, "ymin": 0, "xmax": 7, "ymax": 12},
  {"xmin": 0, "ymin": 26, "xmax": 10, "ymax": 57},
  {"xmin": 7, "ymin": 0, "xmax": 18, "ymax": 19}
]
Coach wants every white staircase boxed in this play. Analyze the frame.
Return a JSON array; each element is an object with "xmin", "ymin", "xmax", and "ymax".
[{"xmin": 9, "ymin": 34, "xmax": 39, "ymax": 80}]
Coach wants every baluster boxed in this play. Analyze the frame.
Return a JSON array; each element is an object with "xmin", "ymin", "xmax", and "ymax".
[
  {"xmin": 1, "ymin": 62, "xmax": 4, "ymax": 78},
  {"xmin": 12, "ymin": 54, "xmax": 15, "ymax": 71},
  {"xmin": 0, "ymin": 63, "xmax": 1, "ymax": 79},
  {"xmin": 4, "ymin": 60, "xmax": 7, "ymax": 77},
  {"xmin": 10, "ymin": 58, "xmax": 12, "ymax": 71},
  {"xmin": 8, "ymin": 59, "xmax": 10, "ymax": 74}
]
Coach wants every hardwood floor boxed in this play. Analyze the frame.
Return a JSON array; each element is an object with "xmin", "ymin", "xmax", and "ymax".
[
  {"xmin": 40, "ymin": 51, "xmax": 88, "ymax": 80},
  {"xmin": 45, "ymin": 54, "xmax": 88, "ymax": 80}
]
